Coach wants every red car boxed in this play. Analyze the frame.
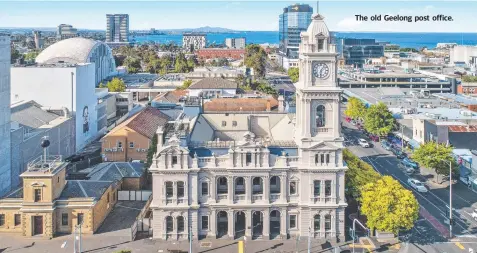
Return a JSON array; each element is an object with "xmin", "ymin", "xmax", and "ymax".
[
  {"xmin": 345, "ymin": 117, "xmax": 351, "ymax": 123},
  {"xmin": 369, "ymin": 135, "xmax": 379, "ymax": 142}
]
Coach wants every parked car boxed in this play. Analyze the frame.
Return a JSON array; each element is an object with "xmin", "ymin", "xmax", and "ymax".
[
  {"xmin": 345, "ymin": 117, "xmax": 352, "ymax": 123},
  {"xmin": 369, "ymin": 135, "xmax": 379, "ymax": 142},
  {"xmin": 401, "ymin": 157, "xmax": 419, "ymax": 170},
  {"xmin": 358, "ymin": 138, "xmax": 370, "ymax": 148},
  {"xmin": 391, "ymin": 148, "xmax": 407, "ymax": 159},
  {"xmin": 380, "ymin": 140, "xmax": 392, "ymax": 150},
  {"xmin": 471, "ymin": 209, "xmax": 477, "ymax": 221},
  {"xmin": 402, "ymin": 164, "xmax": 415, "ymax": 175},
  {"xmin": 407, "ymin": 178, "xmax": 428, "ymax": 193}
]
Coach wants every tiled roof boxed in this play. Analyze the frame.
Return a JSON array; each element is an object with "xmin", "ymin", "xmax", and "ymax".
[
  {"xmin": 153, "ymin": 90, "xmax": 188, "ymax": 103},
  {"xmin": 11, "ymin": 100, "xmax": 60, "ymax": 129},
  {"xmin": 87, "ymin": 162, "xmax": 145, "ymax": 181},
  {"xmin": 448, "ymin": 125, "xmax": 477, "ymax": 132},
  {"xmin": 59, "ymin": 180, "xmax": 113, "ymax": 200},
  {"xmin": 188, "ymin": 77, "xmax": 237, "ymax": 90},
  {"xmin": 105, "ymin": 107, "xmax": 170, "ymax": 139},
  {"xmin": 204, "ymin": 98, "xmax": 278, "ymax": 112}
]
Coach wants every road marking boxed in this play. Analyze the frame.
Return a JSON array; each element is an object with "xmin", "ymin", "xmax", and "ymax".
[
  {"xmin": 456, "ymin": 242, "xmax": 465, "ymax": 249},
  {"xmin": 385, "ymin": 160, "xmax": 393, "ymax": 165}
]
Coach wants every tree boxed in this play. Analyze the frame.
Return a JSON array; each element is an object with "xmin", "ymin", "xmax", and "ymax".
[
  {"xmin": 244, "ymin": 44, "xmax": 267, "ymax": 78},
  {"xmin": 256, "ymin": 81, "xmax": 277, "ymax": 96},
  {"xmin": 11, "ymin": 47, "xmax": 21, "ymax": 64},
  {"xmin": 412, "ymin": 141, "xmax": 458, "ymax": 182},
  {"xmin": 364, "ymin": 102, "xmax": 395, "ymax": 136},
  {"xmin": 106, "ymin": 78, "xmax": 126, "ymax": 92},
  {"xmin": 177, "ymin": 79, "xmax": 193, "ymax": 90},
  {"xmin": 361, "ymin": 176, "xmax": 419, "ymax": 235},
  {"xmin": 124, "ymin": 57, "xmax": 141, "ymax": 74},
  {"xmin": 343, "ymin": 149, "xmax": 381, "ymax": 199},
  {"xmin": 98, "ymin": 82, "xmax": 106, "ymax": 88},
  {"xmin": 344, "ymin": 97, "xmax": 367, "ymax": 120},
  {"xmin": 24, "ymin": 50, "xmax": 41, "ymax": 62},
  {"xmin": 174, "ymin": 53, "xmax": 191, "ymax": 73},
  {"xmin": 145, "ymin": 133, "xmax": 158, "ymax": 168},
  {"xmin": 187, "ymin": 56, "xmax": 197, "ymax": 71},
  {"xmin": 288, "ymin": 67, "xmax": 299, "ymax": 83}
]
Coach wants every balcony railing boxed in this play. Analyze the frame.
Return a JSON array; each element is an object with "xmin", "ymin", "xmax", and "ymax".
[
  {"xmin": 234, "ymin": 195, "xmax": 246, "ymax": 202},
  {"xmin": 252, "ymin": 194, "xmax": 263, "ymax": 202},
  {"xmin": 311, "ymin": 196, "xmax": 336, "ymax": 204},
  {"xmin": 270, "ymin": 193, "xmax": 280, "ymax": 203},
  {"xmin": 217, "ymin": 194, "xmax": 228, "ymax": 201}
]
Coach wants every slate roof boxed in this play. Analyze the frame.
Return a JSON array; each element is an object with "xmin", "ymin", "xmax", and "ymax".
[
  {"xmin": 87, "ymin": 162, "xmax": 144, "ymax": 181},
  {"xmin": 11, "ymin": 101, "xmax": 60, "ymax": 129},
  {"xmin": 59, "ymin": 180, "xmax": 113, "ymax": 200},
  {"xmin": 3, "ymin": 187, "xmax": 23, "ymax": 199},
  {"xmin": 153, "ymin": 90, "xmax": 188, "ymax": 104},
  {"xmin": 105, "ymin": 107, "xmax": 170, "ymax": 139},
  {"xmin": 188, "ymin": 77, "xmax": 237, "ymax": 89}
]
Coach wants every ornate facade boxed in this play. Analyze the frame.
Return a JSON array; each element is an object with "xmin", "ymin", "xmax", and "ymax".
[{"xmin": 150, "ymin": 12, "xmax": 347, "ymax": 242}]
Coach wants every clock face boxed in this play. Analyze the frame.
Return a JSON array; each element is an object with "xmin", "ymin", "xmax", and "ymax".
[{"xmin": 313, "ymin": 62, "xmax": 330, "ymax": 79}]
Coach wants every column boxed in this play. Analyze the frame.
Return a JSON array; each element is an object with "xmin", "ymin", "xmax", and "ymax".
[
  {"xmin": 320, "ymin": 213, "xmax": 325, "ymax": 238},
  {"xmin": 228, "ymin": 211, "xmax": 234, "ymax": 239},
  {"xmin": 338, "ymin": 172, "xmax": 345, "ymax": 204},
  {"xmin": 167, "ymin": 153, "xmax": 172, "ymax": 169},
  {"xmin": 263, "ymin": 210, "xmax": 270, "ymax": 239},
  {"xmin": 209, "ymin": 210, "xmax": 216, "ymax": 238},
  {"xmin": 247, "ymin": 176, "xmax": 252, "ymax": 203},
  {"xmin": 331, "ymin": 213, "xmax": 336, "ymax": 239},
  {"xmin": 173, "ymin": 181, "xmax": 177, "ymax": 203},
  {"xmin": 304, "ymin": 99, "xmax": 310, "ymax": 137},
  {"xmin": 245, "ymin": 210, "xmax": 252, "ymax": 237},
  {"xmin": 184, "ymin": 182, "xmax": 189, "ymax": 204},
  {"xmin": 280, "ymin": 209, "xmax": 287, "ymax": 238},
  {"xmin": 280, "ymin": 175, "xmax": 286, "ymax": 202},
  {"xmin": 332, "ymin": 180, "xmax": 336, "ymax": 204},
  {"xmin": 264, "ymin": 176, "xmax": 270, "ymax": 202},
  {"xmin": 251, "ymin": 151, "xmax": 255, "ymax": 167},
  {"xmin": 228, "ymin": 176, "xmax": 234, "ymax": 204},
  {"xmin": 321, "ymin": 181, "xmax": 325, "ymax": 202},
  {"xmin": 210, "ymin": 176, "xmax": 216, "ymax": 203}
]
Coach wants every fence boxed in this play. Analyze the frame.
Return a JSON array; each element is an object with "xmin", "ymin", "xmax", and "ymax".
[
  {"xmin": 118, "ymin": 190, "xmax": 152, "ymax": 201},
  {"xmin": 130, "ymin": 193, "xmax": 153, "ymax": 240}
]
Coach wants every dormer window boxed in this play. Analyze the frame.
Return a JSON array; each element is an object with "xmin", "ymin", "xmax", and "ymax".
[{"xmin": 318, "ymin": 39, "xmax": 325, "ymax": 51}]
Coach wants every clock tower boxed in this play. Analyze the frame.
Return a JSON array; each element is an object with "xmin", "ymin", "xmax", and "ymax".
[{"xmin": 294, "ymin": 13, "xmax": 343, "ymax": 147}]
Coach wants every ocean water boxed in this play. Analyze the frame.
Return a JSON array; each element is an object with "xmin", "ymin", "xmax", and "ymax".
[{"xmin": 133, "ymin": 31, "xmax": 477, "ymax": 49}]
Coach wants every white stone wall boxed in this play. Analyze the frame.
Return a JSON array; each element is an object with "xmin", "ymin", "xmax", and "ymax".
[{"xmin": 0, "ymin": 35, "xmax": 11, "ymax": 196}]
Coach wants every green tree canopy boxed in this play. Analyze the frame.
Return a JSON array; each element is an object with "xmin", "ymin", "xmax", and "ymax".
[
  {"xmin": 343, "ymin": 149, "xmax": 381, "ymax": 199},
  {"xmin": 124, "ymin": 57, "xmax": 141, "ymax": 74},
  {"xmin": 244, "ymin": 44, "xmax": 267, "ymax": 78},
  {"xmin": 106, "ymin": 78, "xmax": 126, "ymax": 92},
  {"xmin": 364, "ymin": 102, "xmax": 395, "ymax": 136},
  {"xmin": 412, "ymin": 141, "xmax": 458, "ymax": 181},
  {"xmin": 174, "ymin": 53, "xmax": 192, "ymax": 73},
  {"xmin": 288, "ymin": 67, "xmax": 299, "ymax": 83},
  {"xmin": 361, "ymin": 176, "xmax": 419, "ymax": 235},
  {"xmin": 177, "ymin": 79, "xmax": 193, "ymax": 90},
  {"xmin": 24, "ymin": 50, "xmax": 41, "ymax": 62},
  {"xmin": 462, "ymin": 75, "xmax": 477, "ymax": 83},
  {"xmin": 344, "ymin": 97, "xmax": 367, "ymax": 120},
  {"xmin": 256, "ymin": 81, "xmax": 278, "ymax": 96}
]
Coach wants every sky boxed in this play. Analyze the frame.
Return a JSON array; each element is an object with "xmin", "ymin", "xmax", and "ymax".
[{"xmin": 0, "ymin": 1, "xmax": 476, "ymax": 32}]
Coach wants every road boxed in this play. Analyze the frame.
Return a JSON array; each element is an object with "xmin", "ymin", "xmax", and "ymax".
[{"xmin": 341, "ymin": 116, "xmax": 477, "ymax": 252}]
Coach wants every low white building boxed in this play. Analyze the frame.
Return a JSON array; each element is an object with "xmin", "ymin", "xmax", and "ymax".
[
  {"xmin": 11, "ymin": 63, "xmax": 106, "ymax": 152},
  {"xmin": 450, "ymin": 45, "xmax": 477, "ymax": 66},
  {"xmin": 188, "ymin": 77, "xmax": 238, "ymax": 98}
]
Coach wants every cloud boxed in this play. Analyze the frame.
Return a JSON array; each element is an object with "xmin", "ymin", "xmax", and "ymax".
[{"xmin": 337, "ymin": 17, "xmax": 363, "ymax": 30}]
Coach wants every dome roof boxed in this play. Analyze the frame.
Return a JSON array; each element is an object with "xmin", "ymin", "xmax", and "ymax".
[
  {"xmin": 304, "ymin": 14, "xmax": 330, "ymax": 43},
  {"xmin": 36, "ymin": 37, "xmax": 102, "ymax": 64}
]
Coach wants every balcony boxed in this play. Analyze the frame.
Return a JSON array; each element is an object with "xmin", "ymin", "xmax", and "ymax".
[
  {"xmin": 270, "ymin": 193, "xmax": 280, "ymax": 203},
  {"xmin": 216, "ymin": 194, "xmax": 228, "ymax": 203},
  {"xmin": 310, "ymin": 196, "xmax": 336, "ymax": 204},
  {"xmin": 234, "ymin": 195, "xmax": 246, "ymax": 203},
  {"xmin": 252, "ymin": 194, "xmax": 263, "ymax": 203}
]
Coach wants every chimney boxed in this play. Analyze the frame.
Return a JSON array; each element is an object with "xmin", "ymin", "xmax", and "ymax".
[
  {"xmin": 266, "ymin": 100, "xmax": 271, "ymax": 111},
  {"xmin": 278, "ymin": 95, "xmax": 285, "ymax": 112},
  {"xmin": 156, "ymin": 126, "xmax": 164, "ymax": 151}
]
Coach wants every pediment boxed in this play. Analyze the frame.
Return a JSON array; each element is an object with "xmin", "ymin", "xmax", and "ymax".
[
  {"xmin": 307, "ymin": 141, "xmax": 339, "ymax": 151},
  {"xmin": 159, "ymin": 145, "xmax": 189, "ymax": 155}
]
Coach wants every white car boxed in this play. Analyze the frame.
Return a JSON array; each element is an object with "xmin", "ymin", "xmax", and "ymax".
[
  {"xmin": 358, "ymin": 139, "xmax": 370, "ymax": 148},
  {"xmin": 407, "ymin": 178, "xmax": 428, "ymax": 193},
  {"xmin": 471, "ymin": 209, "xmax": 477, "ymax": 220}
]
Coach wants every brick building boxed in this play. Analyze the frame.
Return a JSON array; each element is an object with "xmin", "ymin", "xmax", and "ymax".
[{"xmin": 197, "ymin": 49, "xmax": 245, "ymax": 60}]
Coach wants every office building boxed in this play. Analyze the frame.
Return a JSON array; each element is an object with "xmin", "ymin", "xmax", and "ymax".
[
  {"xmin": 278, "ymin": 4, "xmax": 313, "ymax": 59},
  {"xmin": 56, "ymin": 24, "xmax": 79, "ymax": 40},
  {"xmin": 183, "ymin": 33, "xmax": 206, "ymax": 53},
  {"xmin": 106, "ymin": 14, "xmax": 129, "ymax": 43},
  {"xmin": 32, "ymin": 31, "xmax": 43, "ymax": 49},
  {"xmin": 0, "ymin": 35, "xmax": 12, "ymax": 197},
  {"xmin": 150, "ymin": 12, "xmax": 347, "ymax": 242},
  {"xmin": 450, "ymin": 45, "xmax": 477, "ymax": 66},
  {"xmin": 335, "ymin": 38, "xmax": 384, "ymax": 68},
  {"xmin": 225, "ymin": 37, "xmax": 246, "ymax": 49}
]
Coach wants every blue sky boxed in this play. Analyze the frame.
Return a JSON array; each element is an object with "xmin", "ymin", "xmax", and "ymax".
[{"xmin": 0, "ymin": 1, "xmax": 475, "ymax": 32}]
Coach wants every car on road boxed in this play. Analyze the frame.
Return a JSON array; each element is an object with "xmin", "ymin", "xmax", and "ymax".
[
  {"xmin": 402, "ymin": 165, "xmax": 415, "ymax": 175},
  {"xmin": 471, "ymin": 209, "xmax": 477, "ymax": 220},
  {"xmin": 401, "ymin": 157, "xmax": 419, "ymax": 170},
  {"xmin": 380, "ymin": 140, "xmax": 392, "ymax": 150},
  {"xmin": 358, "ymin": 138, "xmax": 370, "ymax": 148},
  {"xmin": 391, "ymin": 148, "xmax": 407, "ymax": 159},
  {"xmin": 407, "ymin": 178, "xmax": 428, "ymax": 192},
  {"xmin": 369, "ymin": 135, "xmax": 379, "ymax": 142}
]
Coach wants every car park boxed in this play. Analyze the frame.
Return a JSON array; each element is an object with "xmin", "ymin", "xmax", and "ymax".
[
  {"xmin": 358, "ymin": 139, "xmax": 370, "ymax": 148},
  {"xmin": 407, "ymin": 178, "xmax": 428, "ymax": 192}
]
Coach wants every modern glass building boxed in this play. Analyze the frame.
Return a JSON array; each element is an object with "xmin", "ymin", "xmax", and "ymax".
[
  {"xmin": 335, "ymin": 38, "xmax": 385, "ymax": 68},
  {"xmin": 106, "ymin": 14, "xmax": 129, "ymax": 43},
  {"xmin": 279, "ymin": 4, "xmax": 313, "ymax": 59}
]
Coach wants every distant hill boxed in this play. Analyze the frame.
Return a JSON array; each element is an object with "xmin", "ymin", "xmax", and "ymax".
[{"xmin": 159, "ymin": 26, "xmax": 238, "ymax": 34}]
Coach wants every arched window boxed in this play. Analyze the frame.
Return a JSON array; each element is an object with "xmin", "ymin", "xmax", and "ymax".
[
  {"xmin": 324, "ymin": 214, "xmax": 332, "ymax": 231},
  {"xmin": 316, "ymin": 105, "xmax": 325, "ymax": 127},
  {"xmin": 165, "ymin": 182, "xmax": 173, "ymax": 197},
  {"xmin": 314, "ymin": 214, "xmax": 321, "ymax": 232},
  {"xmin": 177, "ymin": 181, "xmax": 184, "ymax": 198}
]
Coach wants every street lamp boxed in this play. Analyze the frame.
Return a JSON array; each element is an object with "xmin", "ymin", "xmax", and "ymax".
[{"xmin": 441, "ymin": 159, "xmax": 453, "ymax": 238}]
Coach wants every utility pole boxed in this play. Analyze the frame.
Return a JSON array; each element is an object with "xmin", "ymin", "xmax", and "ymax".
[
  {"xmin": 449, "ymin": 160, "xmax": 453, "ymax": 238},
  {"xmin": 189, "ymin": 222, "xmax": 193, "ymax": 253},
  {"xmin": 307, "ymin": 226, "xmax": 311, "ymax": 253}
]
